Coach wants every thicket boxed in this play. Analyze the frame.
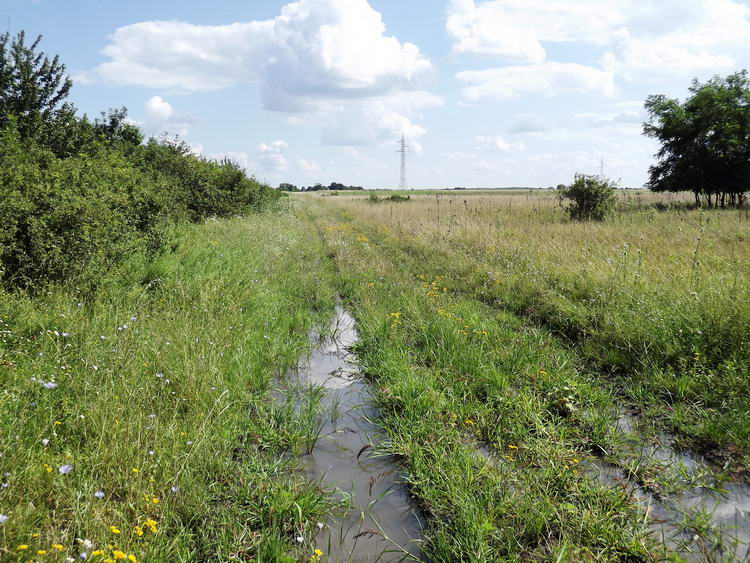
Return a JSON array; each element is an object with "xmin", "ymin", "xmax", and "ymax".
[{"xmin": 0, "ymin": 31, "xmax": 279, "ymax": 289}]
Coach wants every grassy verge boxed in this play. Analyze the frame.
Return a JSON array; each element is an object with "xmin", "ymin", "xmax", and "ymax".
[{"xmin": 0, "ymin": 213, "xmax": 336, "ymax": 562}]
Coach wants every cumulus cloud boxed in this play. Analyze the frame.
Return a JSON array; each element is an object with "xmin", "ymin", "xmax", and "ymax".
[
  {"xmin": 456, "ymin": 62, "xmax": 616, "ymax": 101},
  {"xmin": 142, "ymin": 96, "xmax": 196, "ymax": 136},
  {"xmin": 298, "ymin": 158, "xmax": 323, "ymax": 173},
  {"xmin": 476, "ymin": 135, "xmax": 525, "ymax": 152},
  {"xmin": 448, "ymin": 0, "xmax": 750, "ymax": 80},
  {"xmin": 88, "ymin": 0, "xmax": 437, "ymax": 146},
  {"xmin": 255, "ymin": 140, "xmax": 289, "ymax": 171}
]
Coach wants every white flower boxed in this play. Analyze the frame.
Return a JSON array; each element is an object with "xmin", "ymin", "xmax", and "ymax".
[
  {"xmin": 42, "ymin": 438, "xmax": 49, "ymax": 446},
  {"xmin": 296, "ymin": 536, "xmax": 304, "ymax": 543},
  {"xmin": 0, "ymin": 514, "xmax": 8, "ymax": 524},
  {"xmin": 59, "ymin": 464, "xmax": 73, "ymax": 474},
  {"xmin": 316, "ymin": 522, "xmax": 324, "ymax": 530},
  {"xmin": 170, "ymin": 486, "xmax": 179, "ymax": 493},
  {"xmin": 148, "ymin": 450, "xmax": 155, "ymax": 456},
  {"xmin": 94, "ymin": 490, "xmax": 105, "ymax": 499}
]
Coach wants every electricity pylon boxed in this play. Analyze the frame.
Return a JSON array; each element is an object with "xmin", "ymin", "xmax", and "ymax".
[{"xmin": 397, "ymin": 133, "xmax": 409, "ymax": 190}]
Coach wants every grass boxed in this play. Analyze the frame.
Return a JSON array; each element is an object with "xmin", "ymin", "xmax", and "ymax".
[
  {"xmin": 298, "ymin": 190, "xmax": 749, "ymax": 560},
  {"xmin": 0, "ymin": 213, "xmax": 338, "ymax": 562},
  {"xmin": 299, "ymin": 190, "xmax": 750, "ymax": 474}
]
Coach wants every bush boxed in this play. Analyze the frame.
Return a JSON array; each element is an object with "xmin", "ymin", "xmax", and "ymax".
[
  {"xmin": 0, "ymin": 126, "xmax": 172, "ymax": 287},
  {"xmin": 559, "ymin": 174, "xmax": 617, "ymax": 221}
]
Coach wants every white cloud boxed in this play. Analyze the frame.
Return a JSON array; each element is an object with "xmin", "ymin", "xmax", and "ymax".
[
  {"xmin": 142, "ymin": 96, "xmax": 195, "ymax": 136},
  {"xmin": 476, "ymin": 135, "xmax": 525, "ymax": 152},
  {"xmin": 448, "ymin": 0, "xmax": 750, "ymax": 80},
  {"xmin": 574, "ymin": 110, "xmax": 642, "ymax": 127},
  {"xmin": 92, "ymin": 0, "xmax": 430, "ymax": 99},
  {"xmin": 209, "ymin": 151, "xmax": 254, "ymax": 171},
  {"xmin": 457, "ymin": 62, "xmax": 616, "ymax": 101},
  {"xmin": 508, "ymin": 113, "xmax": 549, "ymax": 134},
  {"xmin": 298, "ymin": 158, "xmax": 323, "ymax": 173},
  {"xmin": 90, "ymin": 0, "xmax": 436, "ymax": 147},
  {"xmin": 447, "ymin": 0, "xmax": 625, "ymax": 63},
  {"xmin": 257, "ymin": 140, "xmax": 289, "ymax": 154}
]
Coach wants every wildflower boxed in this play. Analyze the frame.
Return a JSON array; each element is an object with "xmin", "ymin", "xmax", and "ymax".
[
  {"xmin": 133, "ymin": 526, "xmax": 143, "ymax": 537},
  {"xmin": 54, "ymin": 421, "xmax": 62, "ymax": 425},
  {"xmin": 80, "ymin": 540, "xmax": 93, "ymax": 550},
  {"xmin": 151, "ymin": 497, "xmax": 159, "ymax": 504},
  {"xmin": 32, "ymin": 533, "xmax": 40, "ymax": 538},
  {"xmin": 94, "ymin": 490, "xmax": 105, "ymax": 499},
  {"xmin": 112, "ymin": 550, "xmax": 126, "ymax": 560},
  {"xmin": 131, "ymin": 468, "xmax": 139, "ymax": 473},
  {"xmin": 37, "ymin": 550, "xmax": 48, "ymax": 555},
  {"xmin": 147, "ymin": 450, "xmax": 154, "ymax": 456},
  {"xmin": 42, "ymin": 438, "xmax": 50, "ymax": 446},
  {"xmin": 296, "ymin": 536, "xmax": 304, "ymax": 543},
  {"xmin": 507, "ymin": 445, "xmax": 518, "ymax": 450},
  {"xmin": 128, "ymin": 555, "xmax": 137, "ymax": 562},
  {"xmin": 43, "ymin": 381, "xmax": 58, "ymax": 389},
  {"xmin": 186, "ymin": 441, "xmax": 193, "ymax": 446},
  {"xmin": 18, "ymin": 545, "xmax": 29, "ymax": 550},
  {"xmin": 316, "ymin": 522, "xmax": 324, "ymax": 530},
  {"xmin": 77, "ymin": 554, "xmax": 86, "ymax": 561},
  {"xmin": 92, "ymin": 550, "xmax": 104, "ymax": 556},
  {"xmin": 464, "ymin": 419, "xmax": 475, "ymax": 425},
  {"xmin": 43, "ymin": 463, "xmax": 53, "ymax": 473},
  {"xmin": 315, "ymin": 549, "xmax": 323, "ymax": 557},
  {"xmin": 0, "ymin": 514, "xmax": 7, "ymax": 524},
  {"xmin": 52, "ymin": 544, "xmax": 65, "ymax": 551},
  {"xmin": 170, "ymin": 486, "xmax": 179, "ymax": 493},
  {"xmin": 144, "ymin": 519, "xmax": 158, "ymax": 533},
  {"xmin": 109, "ymin": 526, "xmax": 121, "ymax": 534},
  {"xmin": 59, "ymin": 464, "xmax": 73, "ymax": 474}
]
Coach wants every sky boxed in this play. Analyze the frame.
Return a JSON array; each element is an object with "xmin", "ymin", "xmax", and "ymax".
[{"xmin": 6, "ymin": 0, "xmax": 750, "ymax": 189}]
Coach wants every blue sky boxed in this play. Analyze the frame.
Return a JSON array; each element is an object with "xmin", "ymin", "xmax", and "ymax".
[{"xmin": 6, "ymin": 0, "xmax": 750, "ymax": 188}]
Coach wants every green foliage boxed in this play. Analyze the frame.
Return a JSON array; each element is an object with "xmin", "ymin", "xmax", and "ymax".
[
  {"xmin": 0, "ymin": 30, "xmax": 280, "ymax": 290},
  {"xmin": 559, "ymin": 174, "xmax": 618, "ymax": 221},
  {"xmin": 644, "ymin": 70, "xmax": 750, "ymax": 207}
]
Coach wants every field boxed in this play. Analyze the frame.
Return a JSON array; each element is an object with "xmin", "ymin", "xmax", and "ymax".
[{"xmin": 1, "ymin": 190, "xmax": 749, "ymax": 561}]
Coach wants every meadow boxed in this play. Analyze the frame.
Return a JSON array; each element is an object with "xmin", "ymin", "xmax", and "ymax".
[{"xmin": 1, "ymin": 189, "xmax": 748, "ymax": 561}]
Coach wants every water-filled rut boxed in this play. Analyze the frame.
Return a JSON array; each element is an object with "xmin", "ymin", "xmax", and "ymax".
[{"xmin": 283, "ymin": 303, "xmax": 422, "ymax": 562}]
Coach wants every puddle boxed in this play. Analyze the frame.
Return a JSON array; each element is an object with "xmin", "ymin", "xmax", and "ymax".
[
  {"xmin": 585, "ymin": 410, "xmax": 750, "ymax": 561},
  {"xmin": 283, "ymin": 304, "xmax": 423, "ymax": 562}
]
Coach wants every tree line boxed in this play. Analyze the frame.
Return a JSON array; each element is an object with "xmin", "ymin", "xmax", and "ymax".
[
  {"xmin": 0, "ymin": 31, "xmax": 280, "ymax": 290},
  {"xmin": 278, "ymin": 182, "xmax": 364, "ymax": 192}
]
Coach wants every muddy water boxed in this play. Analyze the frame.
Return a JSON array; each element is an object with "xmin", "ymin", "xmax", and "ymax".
[
  {"xmin": 285, "ymin": 304, "xmax": 422, "ymax": 562},
  {"xmin": 586, "ymin": 411, "xmax": 750, "ymax": 561}
]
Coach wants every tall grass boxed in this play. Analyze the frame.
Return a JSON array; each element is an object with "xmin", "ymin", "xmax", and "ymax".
[{"xmin": 0, "ymin": 213, "xmax": 336, "ymax": 561}]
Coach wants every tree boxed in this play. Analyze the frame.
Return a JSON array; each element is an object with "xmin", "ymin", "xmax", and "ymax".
[
  {"xmin": 643, "ymin": 71, "xmax": 750, "ymax": 207},
  {"xmin": 559, "ymin": 174, "xmax": 618, "ymax": 221},
  {"xmin": 0, "ymin": 31, "xmax": 74, "ymax": 141}
]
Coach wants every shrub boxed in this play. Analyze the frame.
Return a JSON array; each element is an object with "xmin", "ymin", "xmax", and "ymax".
[{"xmin": 559, "ymin": 174, "xmax": 617, "ymax": 221}]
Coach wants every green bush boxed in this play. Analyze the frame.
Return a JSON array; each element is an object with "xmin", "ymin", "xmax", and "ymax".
[
  {"xmin": 559, "ymin": 174, "xmax": 617, "ymax": 221},
  {"xmin": 0, "ymin": 126, "xmax": 172, "ymax": 287}
]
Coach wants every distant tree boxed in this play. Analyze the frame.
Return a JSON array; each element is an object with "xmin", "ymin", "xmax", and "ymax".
[
  {"xmin": 0, "ymin": 31, "xmax": 74, "ymax": 141},
  {"xmin": 559, "ymin": 174, "xmax": 618, "ymax": 221},
  {"xmin": 644, "ymin": 71, "xmax": 750, "ymax": 207}
]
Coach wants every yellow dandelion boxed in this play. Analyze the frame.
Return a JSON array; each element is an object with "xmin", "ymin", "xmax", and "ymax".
[
  {"xmin": 17, "ymin": 545, "xmax": 29, "ymax": 551},
  {"xmin": 109, "ymin": 526, "xmax": 121, "ymax": 534},
  {"xmin": 31, "ymin": 533, "xmax": 40, "ymax": 538},
  {"xmin": 133, "ymin": 526, "xmax": 144, "ymax": 537},
  {"xmin": 128, "ymin": 556, "xmax": 138, "ymax": 562},
  {"xmin": 112, "ymin": 550, "xmax": 126, "ymax": 560},
  {"xmin": 37, "ymin": 550, "xmax": 48, "ymax": 555},
  {"xmin": 51, "ymin": 544, "xmax": 64, "ymax": 551},
  {"xmin": 131, "ymin": 468, "xmax": 139, "ymax": 473},
  {"xmin": 92, "ymin": 550, "xmax": 104, "ymax": 556},
  {"xmin": 315, "ymin": 549, "xmax": 324, "ymax": 556},
  {"xmin": 43, "ymin": 463, "xmax": 53, "ymax": 473},
  {"xmin": 151, "ymin": 497, "xmax": 159, "ymax": 504}
]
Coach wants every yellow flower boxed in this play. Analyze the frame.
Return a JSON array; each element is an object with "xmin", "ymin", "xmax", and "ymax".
[
  {"xmin": 92, "ymin": 550, "xmax": 104, "ymax": 556},
  {"xmin": 151, "ymin": 497, "xmax": 159, "ymax": 504},
  {"xmin": 144, "ymin": 519, "xmax": 158, "ymax": 533},
  {"xmin": 131, "ymin": 468, "xmax": 139, "ymax": 473},
  {"xmin": 37, "ymin": 550, "xmax": 48, "ymax": 555},
  {"xmin": 54, "ymin": 421, "xmax": 62, "ymax": 425},
  {"xmin": 133, "ymin": 525, "xmax": 144, "ymax": 537},
  {"xmin": 315, "ymin": 549, "xmax": 323, "ymax": 556},
  {"xmin": 464, "ymin": 419, "xmax": 475, "ymax": 425},
  {"xmin": 508, "ymin": 444, "xmax": 518, "ymax": 449},
  {"xmin": 17, "ymin": 545, "xmax": 29, "ymax": 550},
  {"xmin": 128, "ymin": 556, "xmax": 138, "ymax": 562},
  {"xmin": 43, "ymin": 463, "xmax": 53, "ymax": 473},
  {"xmin": 31, "ymin": 533, "xmax": 40, "ymax": 538},
  {"xmin": 51, "ymin": 544, "xmax": 64, "ymax": 551},
  {"xmin": 112, "ymin": 550, "xmax": 126, "ymax": 560},
  {"xmin": 109, "ymin": 526, "xmax": 121, "ymax": 534}
]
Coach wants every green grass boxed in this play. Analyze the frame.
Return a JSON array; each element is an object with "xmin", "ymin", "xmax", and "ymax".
[{"xmin": 0, "ymin": 213, "xmax": 337, "ymax": 562}]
